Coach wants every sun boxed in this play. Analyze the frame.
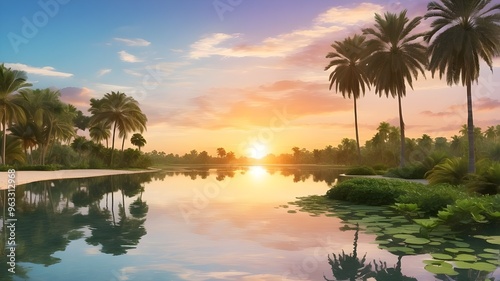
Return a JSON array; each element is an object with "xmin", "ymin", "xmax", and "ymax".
[{"xmin": 248, "ymin": 142, "xmax": 268, "ymax": 159}]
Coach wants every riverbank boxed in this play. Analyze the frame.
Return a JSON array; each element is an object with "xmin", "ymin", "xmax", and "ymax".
[{"xmin": 0, "ymin": 168, "xmax": 160, "ymax": 189}]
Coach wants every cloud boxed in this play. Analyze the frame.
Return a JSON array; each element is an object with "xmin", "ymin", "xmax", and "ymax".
[
  {"xmin": 315, "ymin": 3, "xmax": 384, "ymax": 25},
  {"xmin": 157, "ymin": 80, "xmax": 351, "ymax": 129},
  {"xmin": 59, "ymin": 87, "xmax": 95, "ymax": 112},
  {"xmin": 4, "ymin": 63, "xmax": 73, "ymax": 78},
  {"xmin": 124, "ymin": 69, "xmax": 142, "ymax": 77},
  {"xmin": 114, "ymin": 37, "xmax": 151, "ymax": 47},
  {"xmin": 188, "ymin": 3, "xmax": 383, "ymax": 60},
  {"xmin": 118, "ymin": 50, "xmax": 142, "ymax": 62},
  {"xmin": 476, "ymin": 97, "xmax": 500, "ymax": 111},
  {"xmin": 97, "ymin": 68, "xmax": 112, "ymax": 77}
]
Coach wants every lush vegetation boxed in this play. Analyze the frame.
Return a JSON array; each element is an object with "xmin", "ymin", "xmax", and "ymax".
[
  {"xmin": 0, "ymin": 64, "xmax": 150, "ymax": 169},
  {"xmin": 326, "ymin": 177, "xmax": 499, "ymax": 233}
]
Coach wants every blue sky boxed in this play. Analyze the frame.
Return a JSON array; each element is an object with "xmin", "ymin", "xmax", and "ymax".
[{"xmin": 2, "ymin": 0, "xmax": 500, "ymax": 156}]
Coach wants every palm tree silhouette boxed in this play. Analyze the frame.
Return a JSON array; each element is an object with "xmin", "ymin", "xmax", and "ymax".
[
  {"xmin": 424, "ymin": 0, "xmax": 500, "ymax": 173},
  {"xmin": 325, "ymin": 34, "xmax": 370, "ymax": 163},
  {"xmin": 363, "ymin": 11, "xmax": 427, "ymax": 168}
]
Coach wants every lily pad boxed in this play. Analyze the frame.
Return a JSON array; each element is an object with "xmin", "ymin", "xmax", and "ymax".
[
  {"xmin": 386, "ymin": 247, "xmax": 415, "ymax": 254},
  {"xmin": 454, "ymin": 247, "xmax": 474, "ymax": 253},
  {"xmin": 478, "ymin": 253, "xmax": 497, "ymax": 259},
  {"xmin": 453, "ymin": 261, "xmax": 474, "ymax": 269},
  {"xmin": 425, "ymin": 263, "xmax": 458, "ymax": 275},
  {"xmin": 484, "ymin": 248, "xmax": 500, "ymax": 254},
  {"xmin": 428, "ymin": 241, "xmax": 442, "ymax": 246},
  {"xmin": 470, "ymin": 262, "xmax": 497, "ymax": 272},
  {"xmin": 287, "ymin": 210, "xmax": 297, "ymax": 213},
  {"xmin": 444, "ymin": 248, "xmax": 459, "ymax": 254},
  {"xmin": 431, "ymin": 253, "xmax": 453, "ymax": 260},
  {"xmin": 394, "ymin": 234, "xmax": 416, "ymax": 239},
  {"xmin": 486, "ymin": 236, "xmax": 500, "ymax": 245},
  {"xmin": 455, "ymin": 254, "xmax": 477, "ymax": 262},
  {"xmin": 405, "ymin": 237, "xmax": 430, "ymax": 245}
]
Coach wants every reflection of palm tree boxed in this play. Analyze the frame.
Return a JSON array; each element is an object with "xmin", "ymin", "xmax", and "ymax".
[
  {"xmin": 372, "ymin": 255, "xmax": 417, "ymax": 281},
  {"xmin": 324, "ymin": 224, "xmax": 372, "ymax": 281}
]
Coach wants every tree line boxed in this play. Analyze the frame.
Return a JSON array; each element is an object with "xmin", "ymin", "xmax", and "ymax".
[
  {"xmin": 325, "ymin": 0, "xmax": 500, "ymax": 173},
  {"xmin": 0, "ymin": 64, "xmax": 149, "ymax": 168}
]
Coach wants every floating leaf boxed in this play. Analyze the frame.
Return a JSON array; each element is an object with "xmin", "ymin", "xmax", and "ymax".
[
  {"xmin": 394, "ymin": 234, "xmax": 416, "ymax": 240},
  {"xmin": 453, "ymin": 261, "xmax": 474, "ymax": 269},
  {"xmin": 431, "ymin": 253, "xmax": 453, "ymax": 260},
  {"xmin": 387, "ymin": 247, "xmax": 415, "ymax": 254},
  {"xmin": 470, "ymin": 262, "xmax": 497, "ymax": 272},
  {"xmin": 445, "ymin": 248, "xmax": 459, "ymax": 253},
  {"xmin": 478, "ymin": 253, "xmax": 497, "ymax": 259},
  {"xmin": 287, "ymin": 210, "xmax": 297, "ymax": 214},
  {"xmin": 425, "ymin": 264, "xmax": 458, "ymax": 275},
  {"xmin": 429, "ymin": 241, "xmax": 441, "ymax": 246},
  {"xmin": 454, "ymin": 248, "xmax": 474, "ymax": 253},
  {"xmin": 484, "ymin": 248, "xmax": 500, "ymax": 254},
  {"xmin": 405, "ymin": 237, "xmax": 430, "ymax": 245},
  {"xmin": 455, "ymin": 254, "xmax": 477, "ymax": 262},
  {"xmin": 486, "ymin": 236, "xmax": 500, "ymax": 245}
]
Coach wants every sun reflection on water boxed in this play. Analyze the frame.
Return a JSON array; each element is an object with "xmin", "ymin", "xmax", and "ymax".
[{"xmin": 248, "ymin": 166, "xmax": 267, "ymax": 179}]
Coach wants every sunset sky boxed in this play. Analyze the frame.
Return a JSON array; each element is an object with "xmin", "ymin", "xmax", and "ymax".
[{"xmin": 2, "ymin": 0, "xmax": 500, "ymax": 157}]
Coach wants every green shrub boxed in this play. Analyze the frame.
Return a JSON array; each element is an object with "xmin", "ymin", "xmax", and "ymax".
[
  {"xmin": 425, "ymin": 157, "xmax": 468, "ymax": 185},
  {"xmin": 345, "ymin": 166, "xmax": 377, "ymax": 175},
  {"xmin": 385, "ymin": 163, "xmax": 428, "ymax": 179},
  {"xmin": 16, "ymin": 164, "xmax": 62, "ymax": 171},
  {"xmin": 465, "ymin": 160, "xmax": 500, "ymax": 195},
  {"xmin": 326, "ymin": 178, "xmax": 423, "ymax": 206},
  {"xmin": 437, "ymin": 195, "xmax": 500, "ymax": 231},
  {"xmin": 396, "ymin": 184, "xmax": 468, "ymax": 216}
]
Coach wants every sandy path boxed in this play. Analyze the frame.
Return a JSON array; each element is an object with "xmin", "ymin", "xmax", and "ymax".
[{"xmin": 0, "ymin": 169, "xmax": 160, "ymax": 189}]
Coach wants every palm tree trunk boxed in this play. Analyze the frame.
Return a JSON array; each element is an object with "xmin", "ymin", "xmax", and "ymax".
[
  {"xmin": 110, "ymin": 122, "xmax": 117, "ymax": 167},
  {"xmin": 353, "ymin": 97, "xmax": 361, "ymax": 164},
  {"xmin": 466, "ymin": 80, "xmax": 475, "ymax": 173},
  {"xmin": 2, "ymin": 108, "xmax": 6, "ymax": 165},
  {"xmin": 398, "ymin": 94, "xmax": 406, "ymax": 168}
]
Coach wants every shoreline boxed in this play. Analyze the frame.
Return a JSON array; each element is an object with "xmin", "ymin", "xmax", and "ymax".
[{"xmin": 0, "ymin": 168, "xmax": 160, "ymax": 189}]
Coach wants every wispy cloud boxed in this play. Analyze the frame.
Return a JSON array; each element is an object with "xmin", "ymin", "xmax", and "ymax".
[
  {"xmin": 188, "ymin": 3, "xmax": 383, "ymax": 59},
  {"xmin": 114, "ymin": 37, "xmax": 151, "ymax": 47},
  {"xmin": 97, "ymin": 68, "xmax": 112, "ymax": 77},
  {"xmin": 124, "ymin": 69, "xmax": 142, "ymax": 77},
  {"xmin": 118, "ymin": 50, "xmax": 142, "ymax": 63},
  {"xmin": 5, "ymin": 63, "xmax": 73, "ymax": 78}
]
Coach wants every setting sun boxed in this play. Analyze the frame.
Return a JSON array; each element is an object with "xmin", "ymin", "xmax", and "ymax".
[{"xmin": 248, "ymin": 142, "xmax": 268, "ymax": 159}]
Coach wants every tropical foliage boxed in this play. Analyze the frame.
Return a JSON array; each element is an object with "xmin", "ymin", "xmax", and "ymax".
[
  {"xmin": 424, "ymin": 0, "xmax": 500, "ymax": 173},
  {"xmin": 362, "ymin": 10, "xmax": 427, "ymax": 168}
]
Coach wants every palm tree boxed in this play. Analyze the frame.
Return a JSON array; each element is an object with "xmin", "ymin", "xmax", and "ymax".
[
  {"xmin": 424, "ymin": 0, "xmax": 500, "ymax": 173},
  {"xmin": 325, "ymin": 34, "xmax": 370, "ymax": 163},
  {"xmin": 216, "ymin": 147, "xmax": 226, "ymax": 158},
  {"xmin": 89, "ymin": 91, "xmax": 147, "ymax": 166},
  {"xmin": 130, "ymin": 133, "xmax": 146, "ymax": 151},
  {"xmin": 89, "ymin": 122, "xmax": 111, "ymax": 148},
  {"xmin": 363, "ymin": 11, "xmax": 428, "ymax": 167},
  {"xmin": 20, "ymin": 88, "xmax": 75, "ymax": 164},
  {"xmin": 0, "ymin": 64, "xmax": 31, "ymax": 164},
  {"xmin": 9, "ymin": 121, "xmax": 38, "ymax": 164}
]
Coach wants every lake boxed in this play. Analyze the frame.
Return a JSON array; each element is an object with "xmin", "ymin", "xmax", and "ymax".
[{"xmin": 1, "ymin": 166, "xmax": 499, "ymax": 281}]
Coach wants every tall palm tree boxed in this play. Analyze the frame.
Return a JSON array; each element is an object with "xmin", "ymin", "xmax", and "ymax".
[
  {"xmin": 424, "ymin": 0, "xmax": 500, "ymax": 173},
  {"xmin": 325, "ymin": 34, "xmax": 370, "ymax": 163},
  {"xmin": 9, "ymin": 121, "xmax": 38, "ymax": 164},
  {"xmin": 363, "ymin": 11, "xmax": 428, "ymax": 167},
  {"xmin": 0, "ymin": 64, "xmax": 31, "ymax": 164},
  {"xmin": 89, "ymin": 91, "xmax": 147, "ymax": 166}
]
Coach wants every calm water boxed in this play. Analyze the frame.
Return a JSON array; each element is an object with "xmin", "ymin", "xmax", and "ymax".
[{"xmin": 0, "ymin": 166, "xmax": 498, "ymax": 281}]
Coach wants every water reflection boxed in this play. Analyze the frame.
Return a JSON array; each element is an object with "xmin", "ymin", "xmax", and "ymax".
[
  {"xmin": 0, "ymin": 173, "xmax": 156, "ymax": 279},
  {"xmin": 160, "ymin": 165, "xmax": 342, "ymax": 185}
]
